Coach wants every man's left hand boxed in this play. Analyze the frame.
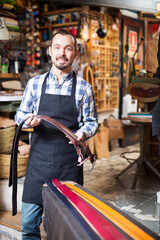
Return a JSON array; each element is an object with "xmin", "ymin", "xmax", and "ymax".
[
  {"xmin": 68, "ymin": 130, "xmax": 84, "ymax": 144},
  {"xmin": 75, "ymin": 130, "xmax": 84, "ymax": 141}
]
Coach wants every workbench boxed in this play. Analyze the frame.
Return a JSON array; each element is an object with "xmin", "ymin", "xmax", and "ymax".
[
  {"xmin": 42, "ymin": 179, "xmax": 159, "ymax": 240},
  {"xmin": 0, "ymin": 92, "xmax": 23, "ymax": 112}
]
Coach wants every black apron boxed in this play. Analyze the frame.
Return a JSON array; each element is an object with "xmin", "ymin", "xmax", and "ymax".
[{"xmin": 22, "ymin": 71, "xmax": 83, "ymax": 204}]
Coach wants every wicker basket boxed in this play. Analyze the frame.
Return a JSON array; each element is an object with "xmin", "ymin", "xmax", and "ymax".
[
  {"xmin": 0, "ymin": 125, "xmax": 16, "ymax": 154},
  {"xmin": 0, "ymin": 153, "xmax": 29, "ymax": 179}
]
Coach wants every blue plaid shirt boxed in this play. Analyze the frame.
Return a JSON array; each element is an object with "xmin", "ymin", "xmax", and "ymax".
[{"xmin": 15, "ymin": 70, "xmax": 98, "ymax": 140}]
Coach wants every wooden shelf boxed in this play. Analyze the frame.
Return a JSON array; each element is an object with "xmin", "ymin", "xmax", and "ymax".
[
  {"xmin": 40, "ymin": 22, "xmax": 79, "ymax": 30},
  {"xmin": 92, "ymin": 44, "xmax": 119, "ymax": 49},
  {"xmin": 98, "ymin": 109, "xmax": 114, "ymax": 113},
  {"xmin": 41, "ymin": 7, "xmax": 82, "ymax": 17},
  {"xmin": 0, "ymin": 73, "xmax": 20, "ymax": 79}
]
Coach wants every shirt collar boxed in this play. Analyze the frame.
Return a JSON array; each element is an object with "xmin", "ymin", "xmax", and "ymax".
[{"xmin": 49, "ymin": 69, "xmax": 73, "ymax": 82}]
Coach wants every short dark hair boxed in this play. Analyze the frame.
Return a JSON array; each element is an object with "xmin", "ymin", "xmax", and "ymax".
[{"xmin": 51, "ymin": 29, "xmax": 77, "ymax": 50}]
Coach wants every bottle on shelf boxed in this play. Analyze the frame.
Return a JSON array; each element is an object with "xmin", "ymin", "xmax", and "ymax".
[
  {"xmin": 71, "ymin": 27, "xmax": 77, "ymax": 36},
  {"xmin": 1, "ymin": 55, "xmax": 9, "ymax": 73},
  {"xmin": 14, "ymin": 57, "xmax": 19, "ymax": 74},
  {"xmin": 48, "ymin": 28, "xmax": 52, "ymax": 40},
  {"xmin": 0, "ymin": 55, "xmax": 1, "ymax": 73},
  {"xmin": 65, "ymin": 14, "xmax": 70, "ymax": 23},
  {"xmin": 44, "ymin": 4, "xmax": 48, "ymax": 13},
  {"xmin": 43, "ymin": 29, "xmax": 48, "ymax": 41},
  {"xmin": 57, "ymin": 15, "xmax": 63, "ymax": 24}
]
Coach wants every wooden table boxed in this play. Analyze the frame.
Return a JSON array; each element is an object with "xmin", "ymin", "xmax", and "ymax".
[{"xmin": 115, "ymin": 117, "xmax": 160, "ymax": 189}]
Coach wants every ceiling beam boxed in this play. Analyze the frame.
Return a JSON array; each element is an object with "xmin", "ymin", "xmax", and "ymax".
[{"xmin": 45, "ymin": 0, "xmax": 158, "ymax": 13}]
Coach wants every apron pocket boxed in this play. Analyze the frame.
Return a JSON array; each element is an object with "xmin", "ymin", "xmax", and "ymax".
[{"xmin": 53, "ymin": 143, "xmax": 78, "ymax": 168}]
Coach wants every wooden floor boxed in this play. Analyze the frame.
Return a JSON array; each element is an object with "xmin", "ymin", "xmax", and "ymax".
[
  {"xmin": 0, "ymin": 211, "xmax": 21, "ymax": 231},
  {"xmin": 0, "ymin": 210, "xmax": 47, "ymax": 239}
]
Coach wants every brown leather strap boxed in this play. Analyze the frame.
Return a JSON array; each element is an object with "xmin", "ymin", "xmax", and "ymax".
[
  {"xmin": 35, "ymin": 115, "xmax": 95, "ymax": 166},
  {"xmin": 9, "ymin": 115, "xmax": 95, "ymax": 215}
]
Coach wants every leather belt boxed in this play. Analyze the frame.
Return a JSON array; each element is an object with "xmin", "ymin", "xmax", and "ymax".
[
  {"xmin": 35, "ymin": 115, "xmax": 95, "ymax": 168},
  {"xmin": 9, "ymin": 115, "xmax": 96, "ymax": 216}
]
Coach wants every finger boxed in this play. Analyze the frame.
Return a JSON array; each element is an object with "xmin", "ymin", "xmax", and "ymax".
[
  {"xmin": 76, "ymin": 136, "xmax": 81, "ymax": 141},
  {"xmin": 75, "ymin": 131, "xmax": 84, "ymax": 141},
  {"xmin": 25, "ymin": 117, "xmax": 33, "ymax": 126},
  {"xmin": 30, "ymin": 117, "xmax": 39, "ymax": 127},
  {"xmin": 25, "ymin": 114, "xmax": 34, "ymax": 126},
  {"xmin": 37, "ymin": 119, "xmax": 42, "ymax": 124}
]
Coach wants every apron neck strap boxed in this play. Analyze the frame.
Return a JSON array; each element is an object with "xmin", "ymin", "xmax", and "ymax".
[
  {"xmin": 42, "ymin": 71, "xmax": 50, "ymax": 94},
  {"xmin": 41, "ymin": 70, "xmax": 77, "ymax": 96}
]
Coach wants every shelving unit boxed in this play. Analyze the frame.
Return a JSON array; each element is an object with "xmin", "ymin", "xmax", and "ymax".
[
  {"xmin": 89, "ymin": 11, "xmax": 120, "ymax": 112},
  {"xmin": 25, "ymin": 1, "xmax": 41, "ymax": 71},
  {"xmin": 39, "ymin": 7, "xmax": 81, "ymax": 32}
]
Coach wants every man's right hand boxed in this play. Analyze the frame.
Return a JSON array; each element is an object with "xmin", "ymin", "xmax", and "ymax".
[{"xmin": 25, "ymin": 114, "xmax": 42, "ymax": 128}]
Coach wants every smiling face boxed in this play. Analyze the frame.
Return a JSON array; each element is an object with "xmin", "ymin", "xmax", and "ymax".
[{"xmin": 49, "ymin": 33, "xmax": 78, "ymax": 72}]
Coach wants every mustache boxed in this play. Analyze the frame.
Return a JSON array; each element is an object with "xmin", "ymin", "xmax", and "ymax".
[{"xmin": 56, "ymin": 56, "xmax": 68, "ymax": 61}]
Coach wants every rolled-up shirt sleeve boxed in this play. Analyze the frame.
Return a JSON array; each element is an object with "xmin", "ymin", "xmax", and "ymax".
[
  {"xmin": 15, "ymin": 78, "xmax": 36, "ymax": 127},
  {"xmin": 78, "ymin": 84, "xmax": 98, "ymax": 140},
  {"xmin": 15, "ymin": 73, "xmax": 46, "ymax": 127}
]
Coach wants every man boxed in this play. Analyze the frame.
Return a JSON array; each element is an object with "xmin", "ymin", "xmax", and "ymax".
[{"xmin": 15, "ymin": 29, "xmax": 98, "ymax": 239}]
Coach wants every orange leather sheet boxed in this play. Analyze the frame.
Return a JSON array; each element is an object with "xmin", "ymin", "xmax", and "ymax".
[{"xmin": 65, "ymin": 182, "xmax": 158, "ymax": 240}]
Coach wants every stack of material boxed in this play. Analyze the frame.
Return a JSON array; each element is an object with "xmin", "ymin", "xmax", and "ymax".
[
  {"xmin": 4, "ymin": 17, "xmax": 19, "ymax": 31},
  {"xmin": 42, "ymin": 179, "xmax": 159, "ymax": 240},
  {"xmin": 2, "ymin": 16, "xmax": 21, "ymax": 40},
  {"xmin": 1, "ymin": 80, "xmax": 24, "ymax": 91}
]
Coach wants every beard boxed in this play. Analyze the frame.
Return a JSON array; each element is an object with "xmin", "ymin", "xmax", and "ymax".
[{"xmin": 53, "ymin": 56, "xmax": 73, "ymax": 70}]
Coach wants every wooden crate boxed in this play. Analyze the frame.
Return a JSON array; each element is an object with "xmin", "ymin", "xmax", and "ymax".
[{"xmin": 104, "ymin": 118, "xmax": 124, "ymax": 140}]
